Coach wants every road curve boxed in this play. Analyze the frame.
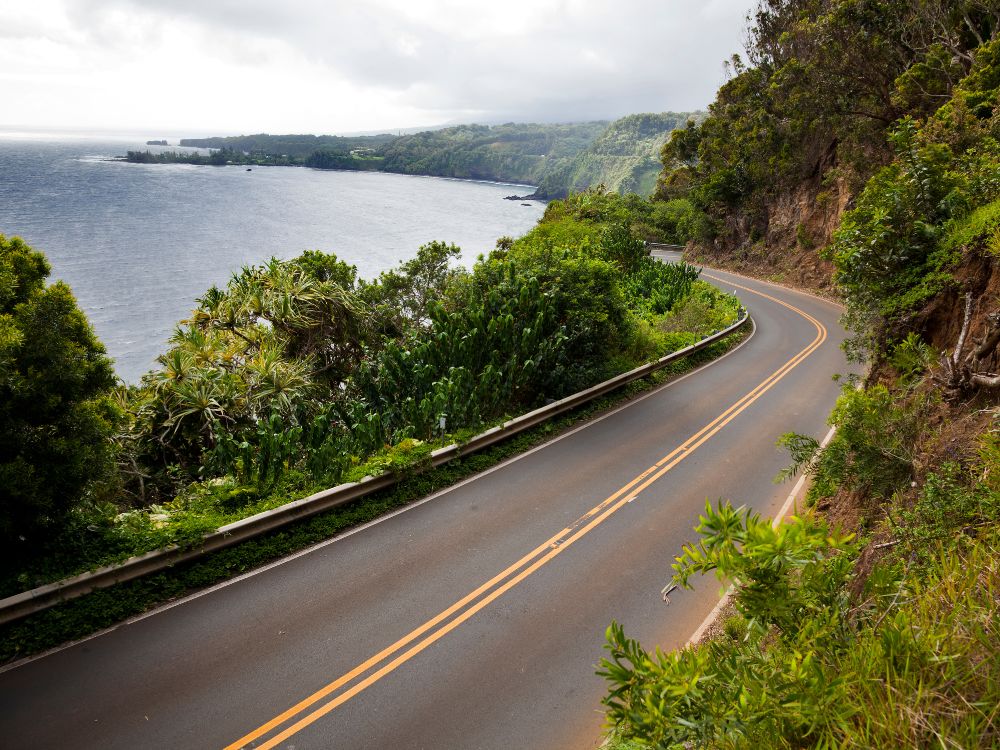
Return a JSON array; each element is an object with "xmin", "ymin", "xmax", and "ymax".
[{"xmin": 0, "ymin": 257, "xmax": 855, "ymax": 749}]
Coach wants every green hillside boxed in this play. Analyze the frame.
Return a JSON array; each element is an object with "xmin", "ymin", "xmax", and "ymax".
[
  {"xmin": 534, "ymin": 112, "xmax": 699, "ymax": 198},
  {"xmin": 151, "ymin": 116, "xmax": 696, "ymax": 197},
  {"xmin": 374, "ymin": 121, "xmax": 608, "ymax": 187},
  {"xmin": 178, "ymin": 133, "xmax": 397, "ymax": 158}
]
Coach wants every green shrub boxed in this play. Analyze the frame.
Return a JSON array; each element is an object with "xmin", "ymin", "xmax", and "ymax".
[
  {"xmin": 829, "ymin": 120, "xmax": 963, "ymax": 323},
  {"xmin": 942, "ymin": 198, "xmax": 1000, "ymax": 256},
  {"xmin": 0, "ymin": 235, "xmax": 118, "ymax": 558},
  {"xmin": 795, "ymin": 222, "xmax": 813, "ymax": 250},
  {"xmin": 791, "ymin": 385, "xmax": 931, "ymax": 503},
  {"xmin": 888, "ymin": 332, "xmax": 934, "ymax": 384},
  {"xmin": 620, "ymin": 260, "xmax": 700, "ymax": 316},
  {"xmin": 601, "ymin": 504, "xmax": 857, "ymax": 747},
  {"xmin": 600, "ymin": 222, "xmax": 648, "ymax": 273},
  {"xmin": 722, "ymin": 615, "xmax": 748, "ymax": 642},
  {"xmin": 650, "ymin": 198, "xmax": 712, "ymax": 243}
]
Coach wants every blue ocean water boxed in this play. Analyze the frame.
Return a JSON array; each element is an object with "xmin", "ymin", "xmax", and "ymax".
[{"xmin": 0, "ymin": 135, "xmax": 545, "ymax": 382}]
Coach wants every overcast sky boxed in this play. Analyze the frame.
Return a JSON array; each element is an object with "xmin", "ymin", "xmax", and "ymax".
[{"xmin": 2, "ymin": 0, "xmax": 756, "ymax": 136}]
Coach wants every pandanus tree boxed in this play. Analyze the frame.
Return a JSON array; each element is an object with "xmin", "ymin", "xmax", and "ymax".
[
  {"xmin": 192, "ymin": 257, "xmax": 368, "ymax": 383},
  {"xmin": 130, "ymin": 253, "xmax": 368, "ymax": 486}
]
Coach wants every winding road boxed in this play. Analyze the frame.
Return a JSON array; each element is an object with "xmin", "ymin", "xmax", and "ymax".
[{"xmin": 0, "ymin": 255, "xmax": 855, "ymax": 749}]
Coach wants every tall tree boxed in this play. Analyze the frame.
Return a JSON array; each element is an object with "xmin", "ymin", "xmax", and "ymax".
[{"xmin": 0, "ymin": 235, "xmax": 118, "ymax": 552}]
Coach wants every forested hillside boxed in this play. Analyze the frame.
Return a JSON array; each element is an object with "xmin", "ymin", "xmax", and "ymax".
[
  {"xmin": 142, "ymin": 116, "xmax": 694, "ymax": 198},
  {"xmin": 533, "ymin": 113, "xmax": 699, "ymax": 198},
  {"xmin": 374, "ymin": 121, "xmax": 606, "ymax": 187},
  {"xmin": 178, "ymin": 133, "xmax": 398, "ymax": 158},
  {"xmin": 601, "ymin": 3, "xmax": 1000, "ymax": 748},
  {"xmin": 654, "ymin": 0, "xmax": 1000, "ymax": 288}
]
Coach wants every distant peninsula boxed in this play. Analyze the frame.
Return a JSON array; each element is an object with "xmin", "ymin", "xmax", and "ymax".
[{"xmin": 122, "ymin": 113, "xmax": 701, "ymax": 198}]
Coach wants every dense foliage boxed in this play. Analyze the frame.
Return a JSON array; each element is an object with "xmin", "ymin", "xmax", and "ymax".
[
  {"xmin": 375, "ymin": 122, "xmax": 605, "ymax": 188},
  {"xmin": 3, "ymin": 190, "xmax": 740, "ymax": 596},
  {"xmin": 179, "ymin": 133, "xmax": 398, "ymax": 158},
  {"xmin": 0, "ymin": 235, "xmax": 118, "ymax": 557},
  {"xmin": 119, "ymin": 189, "xmax": 733, "ymax": 500},
  {"xmin": 124, "ymin": 147, "xmax": 275, "ymax": 166},
  {"xmin": 603, "ymin": 477, "xmax": 1000, "ymax": 748},
  {"xmin": 0, "ymin": 341, "xmax": 745, "ymax": 662},
  {"xmin": 525, "ymin": 113, "xmax": 697, "ymax": 198},
  {"xmin": 604, "ymin": 364, "xmax": 1000, "ymax": 749},
  {"xmin": 830, "ymin": 34, "xmax": 1000, "ymax": 356},
  {"xmin": 654, "ymin": 0, "xmax": 999, "ymax": 252}
]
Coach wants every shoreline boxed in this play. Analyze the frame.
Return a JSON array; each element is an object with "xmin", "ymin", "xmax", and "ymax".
[{"xmin": 113, "ymin": 154, "xmax": 545, "ymax": 197}]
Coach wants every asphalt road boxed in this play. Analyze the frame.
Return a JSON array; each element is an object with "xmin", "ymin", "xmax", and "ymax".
[{"xmin": 0, "ymin": 256, "xmax": 855, "ymax": 749}]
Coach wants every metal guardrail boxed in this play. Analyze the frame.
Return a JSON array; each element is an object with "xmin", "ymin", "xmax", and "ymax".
[{"xmin": 0, "ymin": 307, "xmax": 749, "ymax": 626}]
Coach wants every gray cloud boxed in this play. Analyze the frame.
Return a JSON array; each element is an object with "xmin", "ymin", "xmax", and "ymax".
[{"xmin": 8, "ymin": 0, "xmax": 754, "ymax": 131}]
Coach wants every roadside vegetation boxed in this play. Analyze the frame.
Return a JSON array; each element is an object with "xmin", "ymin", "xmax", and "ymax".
[
  {"xmin": 600, "ymin": 2, "xmax": 1000, "ymax": 748},
  {"xmin": 650, "ymin": 0, "xmax": 1000, "ymax": 282},
  {"xmin": 0, "ymin": 332, "xmax": 746, "ymax": 663},
  {"xmin": 0, "ymin": 190, "xmax": 741, "ymax": 614}
]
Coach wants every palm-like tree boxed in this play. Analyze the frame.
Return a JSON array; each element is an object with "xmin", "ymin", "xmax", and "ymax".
[
  {"xmin": 127, "ymin": 254, "xmax": 370, "ymax": 480},
  {"xmin": 244, "ymin": 344, "xmax": 314, "ymax": 420},
  {"xmin": 161, "ymin": 373, "xmax": 239, "ymax": 446}
]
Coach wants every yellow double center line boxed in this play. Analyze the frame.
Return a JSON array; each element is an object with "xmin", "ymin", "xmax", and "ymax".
[{"xmin": 225, "ymin": 278, "xmax": 826, "ymax": 750}]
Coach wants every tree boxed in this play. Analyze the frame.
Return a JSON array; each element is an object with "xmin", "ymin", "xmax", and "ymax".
[
  {"xmin": 656, "ymin": 0, "xmax": 999, "ymax": 253},
  {"xmin": 0, "ymin": 235, "xmax": 118, "ymax": 552},
  {"xmin": 132, "ymin": 255, "xmax": 367, "ymax": 479},
  {"xmin": 292, "ymin": 250, "xmax": 358, "ymax": 289},
  {"xmin": 359, "ymin": 240, "xmax": 463, "ymax": 335}
]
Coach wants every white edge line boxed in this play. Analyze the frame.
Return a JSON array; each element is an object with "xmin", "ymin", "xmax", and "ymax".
[
  {"xmin": 684, "ymin": 423, "xmax": 838, "ymax": 646},
  {"xmin": 1, "ymin": 317, "xmax": 758, "ymax": 674}
]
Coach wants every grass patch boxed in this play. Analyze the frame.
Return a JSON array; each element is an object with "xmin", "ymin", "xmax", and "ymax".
[{"xmin": 942, "ymin": 198, "xmax": 1000, "ymax": 255}]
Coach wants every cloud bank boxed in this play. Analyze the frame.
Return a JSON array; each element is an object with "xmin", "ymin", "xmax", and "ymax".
[{"xmin": 1, "ymin": 0, "xmax": 755, "ymax": 134}]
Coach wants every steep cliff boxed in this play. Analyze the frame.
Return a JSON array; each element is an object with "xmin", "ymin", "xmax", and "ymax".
[{"xmin": 533, "ymin": 112, "xmax": 699, "ymax": 199}]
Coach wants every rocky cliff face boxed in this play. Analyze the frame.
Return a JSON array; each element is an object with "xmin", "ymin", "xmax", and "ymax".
[{"xmin": 687, "ymin": 141, "xmax": 863, "ymax": 292}]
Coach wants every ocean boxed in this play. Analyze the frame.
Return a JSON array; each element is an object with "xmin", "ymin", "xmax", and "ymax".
[{"xmin": 0, "ymin": 135, "xmax": 545, "ymax": 382}]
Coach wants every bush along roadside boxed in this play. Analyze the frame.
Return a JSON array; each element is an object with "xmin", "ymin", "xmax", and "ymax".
[
  {"xmin": 0, "ymin": 325, "xmax": 747, "ymax": 664},
  {"xmin": 601, "ymin": 332, "xmax": 998, "ymax": 749}
]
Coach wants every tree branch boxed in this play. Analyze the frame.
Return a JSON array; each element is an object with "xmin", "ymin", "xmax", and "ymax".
[
  {"xmin": 952, "ymin": 292, "xmax": 974, "ymax": 370},
  {"xmin": 971, "ymin": 312, "xmax": 1000, "ymax": 365}
]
